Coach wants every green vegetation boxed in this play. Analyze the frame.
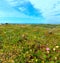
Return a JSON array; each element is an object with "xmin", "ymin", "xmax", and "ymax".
[{"xmin": 0, "ymin": 24, "xmax": 60, "ymax": 63}]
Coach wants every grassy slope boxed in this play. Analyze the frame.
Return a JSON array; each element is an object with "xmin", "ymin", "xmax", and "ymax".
[{"xmin": 0, "ymin": 24, "xmax": 60, "ymax": 63}]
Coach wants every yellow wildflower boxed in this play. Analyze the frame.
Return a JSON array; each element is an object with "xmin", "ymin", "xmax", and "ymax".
[
  {"xmin": 42, "ymin": 61, "xmax": 44, "ymax": 63},
  {"xmin": 53, "ymin": 48, "xmax": 56, "ymax": 51},
  {"xmin": 35, "ymin": 59, "xmax": 38, "ymax": 62},
  {"xmin": 56, "ymin": 46, "xmax": 59, "ymax": 48},
  {"xmin": 55, "ymin": 57, "xmax": 57, "ymax": 60},
  {"xmin": 30, "ymin": 49, "xmax": 32, "ymax": 52}
]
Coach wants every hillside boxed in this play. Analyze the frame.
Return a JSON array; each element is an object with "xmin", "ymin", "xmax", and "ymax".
[{"xmin": 0, "ymin": 24, "xmax": 60, "ymax": 63}]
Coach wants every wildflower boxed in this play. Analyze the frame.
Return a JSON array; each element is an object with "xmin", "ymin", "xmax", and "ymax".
[
  {"xmin": 53, "ymin": 48, "xmax": 56, "ymax": 51},
  {"xmin": 42, "ymin": 61, "xmax": 44, "ymax": 63},
  {"xmin": 31, "ymin": 59, "xmax": 34, "ymax": 61},
  {"xmin": 46, "ymin": 47, "xmax": 50, "ymax": 54},
  {"xmin": 55, "ymin": 57, "xmax": 57, "ymax": 60},
  {"xmin": 55, "ymin": 46, "xmax": 59, "ymax": 48},
  {"xmin": 47, "ymin": 51, "xmax": 49, "ymax": 53},
  {"xmin": 30, "ymin": 49, "xmax": 32, "ymax": 52},
  {"xmin": 35, "ymin": 59, "xmax": 38, "ymax": 62},
  {"xmin": 22, "ymin": 34, "xmax": 25, "ymax": 37},
  {"xmin": 46, "ymin": 47, "xmax": 50, "ymax": 51}
]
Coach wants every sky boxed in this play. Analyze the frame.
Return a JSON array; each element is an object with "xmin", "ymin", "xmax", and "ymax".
[{"xmin": 0, "ymin": 0, "xmax": 60, "ymax": 24}]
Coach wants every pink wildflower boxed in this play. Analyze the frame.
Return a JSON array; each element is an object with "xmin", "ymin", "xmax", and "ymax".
[{"xmin": 46, "ymin": 47, "xmax": 50, "ymax": 51}]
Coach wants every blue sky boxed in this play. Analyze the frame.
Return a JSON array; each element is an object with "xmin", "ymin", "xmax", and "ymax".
[{"xmin": 0, "ymin": 0, "xmax": 60, "ymax": 24}]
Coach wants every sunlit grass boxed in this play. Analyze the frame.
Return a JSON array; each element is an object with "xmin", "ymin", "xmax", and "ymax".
[{"xmin": 0, "ymin": 24, "xmax": 60, "ymax": 63}]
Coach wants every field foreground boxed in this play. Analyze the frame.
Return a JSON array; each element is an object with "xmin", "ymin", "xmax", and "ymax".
[{"xmin": 0, "ymin": 24, "xmax": 60, "ymax": 63}]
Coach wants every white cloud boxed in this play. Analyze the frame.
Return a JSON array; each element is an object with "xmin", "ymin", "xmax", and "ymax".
[
  {"xmin": 29, "ymin": 0, "xmax": 60, "ymax": 17},
  {"xmin": 29, "ymin": 0, "xmax": 60, "ymax": 23}
]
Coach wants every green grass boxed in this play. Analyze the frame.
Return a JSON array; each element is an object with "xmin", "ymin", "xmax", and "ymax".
[{"xmin": 0, "ymin": 24, "xmax": 60, "ymax": 63}]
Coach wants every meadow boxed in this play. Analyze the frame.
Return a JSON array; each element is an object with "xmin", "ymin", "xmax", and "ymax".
[{"xmin": 0, "ymin": 24, "xmax": 60, "ymax": 63}]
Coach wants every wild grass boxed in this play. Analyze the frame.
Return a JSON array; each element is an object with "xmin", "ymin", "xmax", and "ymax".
[{"xmin": 0, "ymin": 24, "xmax": 60, "ymax": 63}]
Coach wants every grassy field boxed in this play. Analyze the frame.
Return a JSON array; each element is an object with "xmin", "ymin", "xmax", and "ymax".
[{"xmin": 0, "ymin": 24, "xmax": 60, "ymax": 63}]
